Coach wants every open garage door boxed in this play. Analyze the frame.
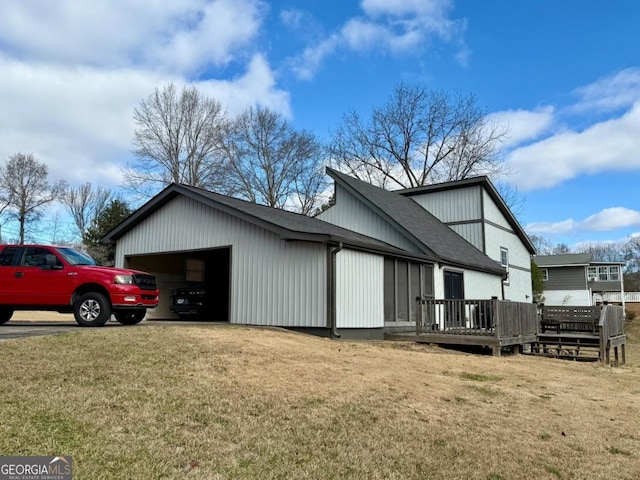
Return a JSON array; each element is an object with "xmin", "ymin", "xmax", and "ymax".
[{"xmin": 125, "ymin": 247, "xmax": 230, "ymax": 322}]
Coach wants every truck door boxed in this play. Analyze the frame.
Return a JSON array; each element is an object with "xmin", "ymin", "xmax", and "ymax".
[
  {"xmin": 0, "ymin": 246, "xmax": 24, "ymax": 303},
  {"xmin": 13, "ymin": 247, "xmax": 75, "ymax": 306}
]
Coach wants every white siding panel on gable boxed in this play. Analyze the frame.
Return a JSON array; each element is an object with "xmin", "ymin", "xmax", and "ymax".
[
  {"xmin": 484, "ymin": 223, "xmax": 531, "ymax": 301},
  {"xmin": 336, "ymin": 249, "xmax": 384, "ymax": 328},
  {"xmin": 317, "ymin": 185, "xmax": 423, "ymax": 254},
  {"xmin": 482, "ymin": 190, "xmax": 511, "ymax": 229},
  {"xmin": 116, "ymin": 196, "xmax": 327, "ymax": 328},
  {"xmin": 408, "ymin": 186, "xmax": 482, "ymax": 223}
]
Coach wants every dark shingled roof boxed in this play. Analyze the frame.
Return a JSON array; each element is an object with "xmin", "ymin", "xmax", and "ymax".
[
  {"xmin": 326, "ymin": 168, "xmax": 505, "ymax": 274},
  {"xmin": 104, "ymin": 183, "xmax": 434, "ymax": 262},
  {"xmin": 533, "ymin": 253, "xmax": 593, "ymax": 267}
]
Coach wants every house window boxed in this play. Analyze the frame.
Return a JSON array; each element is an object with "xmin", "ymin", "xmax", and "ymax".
[
  {"xmin": 598, "ymin": 266, "xmax": 608, "ymax": 281},
  {"xmin": 590, "ymin": 265, "xmax": 621, "ymax": 282},
  {"xmin": 500, "ymin": 247, "xmax": 509, "ymax": 284},
  {"xmin": 542, "ymin": 269, "xmax": 548, "ymax": 281},
  {"xmin": 609, "ymin": 266, "xmax": 620, "ymax": 281}
]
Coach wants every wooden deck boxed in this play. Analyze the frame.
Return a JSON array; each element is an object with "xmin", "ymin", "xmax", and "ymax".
[
  {"xmin": 386, "ymin": 300, "xmax": 626, "ymax": 365},
  {"xmin": 387, "ymin": 299, "xmax": 539, "ymax": 356}
]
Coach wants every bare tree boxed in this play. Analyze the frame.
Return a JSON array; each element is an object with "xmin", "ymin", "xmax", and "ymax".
[
  {"xmin": 124, "ymin": 83, "xmax": 230, "ymax": 197},
  {"xmin": 223, "ymin": 106, "xmax": 326, "ymax": 214},
  {"xmin": 625, "ymin": 236, "xmax": 640, "ymax": 274},
  {"xmin": 328, "ymin": 84, "xmax": 508, "ymax": 189},
  {"xmin": 62, "ymin": 182, "xmax": 112, "ymax": 241},
  {"xmin": 577, "ymin": 241, "xmax": 626, "ymax": 263},
  {"xmin": 0, "ymin": 153, "xmax": 66, "ymax": 243}
]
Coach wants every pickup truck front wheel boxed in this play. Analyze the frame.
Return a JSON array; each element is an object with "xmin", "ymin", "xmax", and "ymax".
[
  {"xmin": 74, "ymin": 292, "xmax": 111, "ymax": 327},
  {"xmin": 114, "ymin": 309, "xmax": 146, "ymax": 325},
  {"xmin": 0, "ymin": 308, "xmax": 13, "ymax": 325}
]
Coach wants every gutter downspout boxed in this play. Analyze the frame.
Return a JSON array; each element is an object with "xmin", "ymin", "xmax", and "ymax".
[{"xmin": 328, "ymin": 242, "xmax": 343, "ymax": 338}]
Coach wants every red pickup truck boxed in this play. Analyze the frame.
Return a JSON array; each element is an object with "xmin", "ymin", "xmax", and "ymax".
[{"xmin": 0, "ymin": 244, "xmax": 159, "ymax": 327}]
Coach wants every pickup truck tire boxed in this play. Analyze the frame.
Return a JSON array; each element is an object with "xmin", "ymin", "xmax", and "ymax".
[
  {"xmin": 0, "ymin": 308, "xmax": 13, "ymax": 325},
  {"xmin": 74, "ymin": 292, "xmax": 111, "ymax": 327},
  {"xmin": 115, "ymin": 309, "xmax": 146, "ymax": 325}
]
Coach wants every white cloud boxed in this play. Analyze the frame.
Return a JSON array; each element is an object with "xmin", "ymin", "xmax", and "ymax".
[
  {"xmin": 505, "ymin": 102, "xmax": 640, "ymax": 191},
  {"xmin": 0, "ymin": 1, "xmax": 292, "ymax": 192},
  {"xmin": 0, "ymin": 0, "xmax": 265, "ymax": 75},
  {"xmin": 571, "ymin": 67, "xmax": 640, "ymax": 113},
  {"xmin": 195, "ymin": 54, "xmax": 291, "ymax": 117},
  {"xmin": 289, "ymin": 0, "xmax": 464, "ymax": 79},
  {"xmin": 0, "ymin": 54, "xmax": 290, "ymax": 187},
  {"xmin": 527, "ymin": 207, "xmax": 640, "ymax": 236},
  {"xmin": 280, "ymin": 9, "xmax": 306, "ymax": 29},
  {"xmin": 488, "ymin": 107, "xmax": 555, "ymax": 149},
  {"xmin": 581, "ymin": 207, "xmax": 640, "ymax": 231}
]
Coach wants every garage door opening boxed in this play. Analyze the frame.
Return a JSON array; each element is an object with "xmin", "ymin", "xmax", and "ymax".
[{"xmin": 125, "ymin": 247, "xmax": 230, "ymax": 322}]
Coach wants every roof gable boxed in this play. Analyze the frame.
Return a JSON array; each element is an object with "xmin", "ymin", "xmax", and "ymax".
[
  {"xmin": 103, "ymin": 183, "xmax": 430, "ymax": 262},
  {"xmin": 399, "ymin": 176, "xmax": 536, "ymax": 254},
  {"xmin": 326, "ymin": 168, "xmax": 505, "ymax": 275}
]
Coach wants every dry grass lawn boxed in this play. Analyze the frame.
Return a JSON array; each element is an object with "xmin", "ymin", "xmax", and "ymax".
[{"xmin": 1, "ymin": 318, "xmax": 639, "ymax": 479}]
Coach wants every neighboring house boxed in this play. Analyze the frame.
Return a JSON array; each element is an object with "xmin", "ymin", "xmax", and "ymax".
[
  {"xmin": 533, "ymin": 253, "xmax": 625, "ymax": 308},
  {"xmin": 104, "ymin": 170, "xmax": 533, "ymax": 338}
]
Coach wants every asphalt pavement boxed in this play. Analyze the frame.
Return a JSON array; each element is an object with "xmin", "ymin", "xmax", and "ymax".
[{"xmin": 0, "ymin": 319, "xmax": 226, "ymax": 340}]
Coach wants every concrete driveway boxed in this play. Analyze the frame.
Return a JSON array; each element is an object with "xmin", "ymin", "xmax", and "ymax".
[{"xmin": 0, "ymin": 313, "xmax": 226, "ymax": 340}]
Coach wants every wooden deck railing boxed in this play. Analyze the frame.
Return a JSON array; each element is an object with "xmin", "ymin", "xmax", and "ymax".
[
  {"xmin": 416, "ymin": 298, "xmax": 538, "ymax": 339},
  {"xmin": 599, "ymin": 304, "xmax": 626, "ymax": 365}
]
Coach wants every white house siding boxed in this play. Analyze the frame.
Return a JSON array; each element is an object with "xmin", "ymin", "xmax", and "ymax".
[
  {"xmin": 336, "ymin": 249, "xmax": 384, "ymax": 328},
  {"xmin": 318, "ymin": 185, "xmax": 423, "ymax": 254},
  {"xmin": 115, "ymin": 196, "xmax": 327, "ymax": 328},
  {"xmin": 482, "ymin": 190, "xmax": 511, "ymax": 229},
  {"xmin": 484, "ymin": 223, "xmax": 532, "ymax": 301},
  {"xmin": 433, "ymin": 266, "xmax": 502, "ymax": 300},
  {"xmin": 408, "ymin": 186, "xmax": 483, "ymax": 223},
  {"xmin": 543, "ymin": 290, "xmax": 592, "ymax": 306}
]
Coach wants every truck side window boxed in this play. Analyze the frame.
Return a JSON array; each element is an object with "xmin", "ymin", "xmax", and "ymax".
[
  {"xmin": 22, "ymin": 247, "xmax": 61, "ymax": 268},
  {"xmin": 0, "ymin": 247, "xmax": 20, "ymax": 266}
]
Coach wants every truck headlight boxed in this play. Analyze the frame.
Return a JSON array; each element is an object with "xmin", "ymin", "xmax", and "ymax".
[{"xmin": 114, "ymin": 274, "xmax": 134, "ymax": 285}]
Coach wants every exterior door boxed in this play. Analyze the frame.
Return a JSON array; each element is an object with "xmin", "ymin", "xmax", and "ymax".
[
  {"xmin": 444, "ymin": 271, "xmax": 464, "ymax": 327},
  {"xmin": 444, "ymin": 271, "xmax": 464, "ymax": 299}
]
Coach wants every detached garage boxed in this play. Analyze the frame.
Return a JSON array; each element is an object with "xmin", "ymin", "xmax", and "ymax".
[{"xmin": 104, "ymin": 183, "xmax": 435, "ymax": 339}]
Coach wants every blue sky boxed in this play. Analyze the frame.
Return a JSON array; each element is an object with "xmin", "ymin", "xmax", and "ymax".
[{"xmin": 0, "ymin": 0, "xmax": 639, "ymax": 248}]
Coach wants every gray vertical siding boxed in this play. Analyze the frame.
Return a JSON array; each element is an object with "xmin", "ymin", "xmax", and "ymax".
[
  {"xmin": 336, "ymin": 249, "xmax": 384, "ymax": 328},
  {"xmin": 116, "ymin": 196, "xmax": 328, "ymax": 328},
  {"xmin": 408, "ymin": 186, "xmax": 483, "ymax": 223},
  {"xmin": 318, "ymin": 185, "xmax": 423, "ymax": 254},
  {"xmin": 449, "ymin": 223, "xmax": 484, "ymax": 251}
]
